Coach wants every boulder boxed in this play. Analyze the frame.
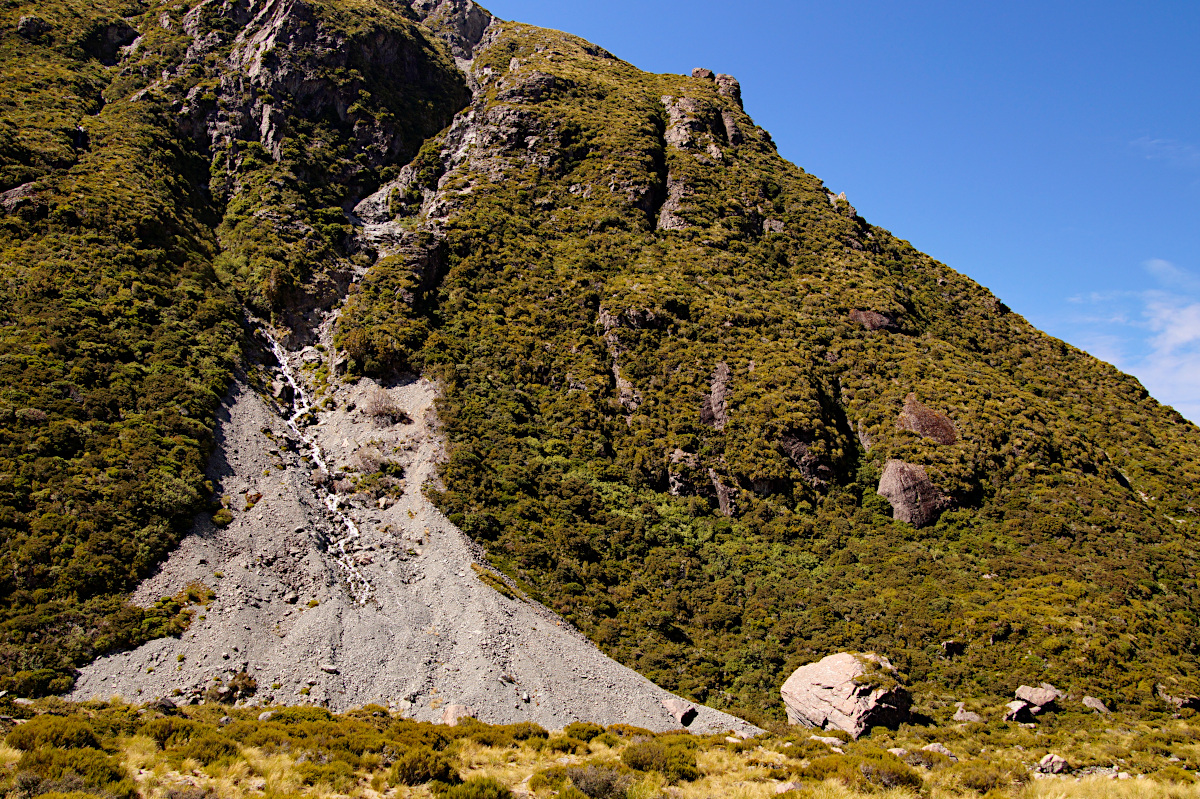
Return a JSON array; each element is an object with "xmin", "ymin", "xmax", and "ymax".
[
  {"xmin": 1015, "ymin": 683, "xmax": 1061, "ymax": 711},
  {"xmin": 1038, "ymin": 753, "xmax": 1068, "ymax": 775},
  {"xmin": 921, "ymin": 742, "xmax": 958, "ymax": 762},
  {"xmin": 440, "ymin": 704, "xmax": 475, "ymax": 726},
  {"xmin": 148, "ymin": 696, "xmax": 178, "ymax": 715},
  {"xmin": 877, "ymin": 460, "xmax": 950, "ymax": 527},
  {"xmin": 810, "ymin": 735, "xmax": 843, "ymax": 746},
  {"xmin": 691, "ymin": 67, "xmax": 715, "ymax": 80},
  {"xmin": 661, "ymin": 698, "xmax": 697, "ymax": 727},
  {"xmin": 896, "ymin": 393, "xmax": 957, "ymax": 445},
  {"xmin": 1082, "ymin": 695, "xmax": 1111, "ymax": 714},
  {"xmin": 16, "ymin": 15, "xmax": 51, "ymax": 38},
  {"xmin": 258, "ymin": 711, "xmax": 275, "ymax": 722},
  {"xmin": 780, "ymin": 652, "xmax": 911, "ymax": 739},
  {"xmin": 1003, "ymin": 700, "xmax": 1035, "ymax": 723},
  {"xmin": 952, "ymin": 702, "xmax": 983, "ymax": 723}
]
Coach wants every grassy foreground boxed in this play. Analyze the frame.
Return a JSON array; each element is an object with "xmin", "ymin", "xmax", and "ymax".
[{"xmin": 1, "ymin": 698, "xmax": 1196, "ymax": 799}]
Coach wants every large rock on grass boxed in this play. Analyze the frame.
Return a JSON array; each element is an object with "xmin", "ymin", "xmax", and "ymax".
[{"xmin": 780, "ymin": 652, "xmax": 911, "ymax": 739}]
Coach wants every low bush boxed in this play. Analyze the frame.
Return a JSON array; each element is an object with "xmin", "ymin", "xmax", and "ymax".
[
  {"xmin": 15, "ymin": 747, "xmax": 134, "ymax": 799},
  {"xmin": 175, "ymin": 731, "xmax": 240, "ymax": 765},
  {"xmin": 567, "ymin": 765, "xmax": 633, "ymax": 799},
  {"xmin": 7, "ymin": 716, "xmax": 101, "ymax": 750},
  {"xmin": 528, "ymin": 765, "xmax": 567, "ymax": 792},
  {"xmin": 563, "ymin": 722, "xmax": 605, "ymax": 742},
  {"xmin": 620, "ymin": 739, "xmax": 699, "ymax": 783},
  {"xmin": 389, "ymin": 745, "xmax": 457, "ymax": 786},
  {"xmin": 433, "ymin": 775, "xmax": 512, "ymax": 799}
]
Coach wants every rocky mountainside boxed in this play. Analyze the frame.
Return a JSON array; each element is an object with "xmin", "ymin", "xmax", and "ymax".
[{"xmin": 1, "ymin": 0, "xmax": 1198, "ymax": 725}]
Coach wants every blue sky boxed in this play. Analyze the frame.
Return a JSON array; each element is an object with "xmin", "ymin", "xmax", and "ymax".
[{"xmin": 481, "ymin": 1, "xmax": 1200, "ymax": 422}]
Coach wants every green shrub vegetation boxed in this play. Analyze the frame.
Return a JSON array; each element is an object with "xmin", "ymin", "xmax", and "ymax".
[{"xmin": 331, "ymin": 22, "xmax": 1200, "ymax": 720}]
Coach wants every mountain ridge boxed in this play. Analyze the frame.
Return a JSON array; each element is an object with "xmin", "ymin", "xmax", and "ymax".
[{"xmin": 0, "ymin": 0, "xmax": 1198, "ymax": 725}]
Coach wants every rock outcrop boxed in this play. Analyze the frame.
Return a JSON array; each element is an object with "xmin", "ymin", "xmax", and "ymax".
[
  {"xmin": 700, "ymin": 362, "xmax": 732, "ymax": 431},
  {"xmin": 877, "ymin": 460, "xmax": 949, "ymax": 527},
  {"xmin": 896, "ymin": 393, "xmax": 957, "ymax": 445},
  {"xmin": 780, "ymin": 652, "xmax": 911, "ymax": 739},
  {"xmin": 849, "ymin": 309, "xmax": 900, "ymax": 332}
]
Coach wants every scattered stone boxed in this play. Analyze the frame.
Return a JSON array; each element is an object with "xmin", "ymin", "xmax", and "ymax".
[
  {"xmin": 319, "ymin": 663, "xmax": 339, "ymax": 674},
  {"xmin": 661, "ymin": 698, "xmax": 698, "ymax": 727},
  {"xmin": 877, "ymin": 459, "xmax": 950, "ymax": 528},
  {"xmin": 897, "ymin": 393, "xmax": 957, "ymax": 445},
  {"xmin": 147, "ymin": 696, "xmax": 178, "ymax": 715},
  {"xmin": 725, "ymin": 736, "xmax": 741, "ymax": 744},
  {"xmin": 774, "ymin": 783, "xmax": 803, "ymax": 795},
  {"xmin": 1038, "ymin": 753, "xmax": 1068, "ymax": 774},
  {"xmin": 1003, "ymin": 700, "xmax": 1035, "ymax": 723},
  {"xmin": 218, "ymin": 716, "xmax": 232, "ymax": 726},
  {"xmin": 12, "ymin": 698, "xmax": 34, "ymax": 707},
  {"xmin": 888, "ymin": 748, "xmax": 909, "ymax": 757},
  {"xmin": 922, "ymin": 742, "xmax": 958, "ymax": 762},
  {"xmin": 440, "ymin": 704, "xmax": 475, "ymax": 726},
  {"xmin": 1083, "ymin": 695, "xmax": 1111, "ymax": 714},
  {"xmin": 258, "ymin": 711, "xmax": 275, "ymax": 722},
  {"xmin": 780, "ymin": 652, "xmax": 911, "ymax": 739},
  {"xmin": 811, "ymin": 735, "xmax": 843, "ymax": 746}
]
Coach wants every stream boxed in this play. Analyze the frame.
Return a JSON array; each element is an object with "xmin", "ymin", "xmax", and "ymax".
[{"xmin": 262, "ymin": 328, "xmax": 373, "ymax": 605}]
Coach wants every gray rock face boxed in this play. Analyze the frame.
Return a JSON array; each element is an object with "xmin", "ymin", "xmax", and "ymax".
[
  {"xmin": 715, "ymin": 74, "xmax": 742, "ymax": 108},
  {"xmin": 896, "ymin": 393, "xmax": 957, "ymax": 445},
  {"xmin": 780, "ymin": 652, "xmax": 911, "ymax": 739},
  {"xmin": 877, "ymin": 459, "xmax": 949, "ymax": 527},
  {"xmin": 1083, "ymin": 695, "xmax": 1111, "ymax": 714},
  {"xmin": 700, "ymin": 362, "xmax": 732, "ymax": 431}
]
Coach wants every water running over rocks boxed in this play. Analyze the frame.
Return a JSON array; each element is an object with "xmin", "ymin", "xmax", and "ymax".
[{"xmin": 262, "ymin": 326, "xmax": 372, "ymax": 605}]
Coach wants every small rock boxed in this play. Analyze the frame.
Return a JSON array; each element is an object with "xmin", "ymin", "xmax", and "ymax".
[
  {"xmin": 284, "ymin": 592, "xmax": 299, "ymax": 604},
  {"xmin": 520, "ymin": 692, "xmax": 530, "ymax": 703},
  {"xmin": 319, "ymin": 663, "xmax": 339, "ymax": 674},
  {"xmin": 440, "ymin": 704, "xmax": 475, "ymax": 726},
  {"xmin": 1003, "ymin": 700, "xmax": 1035, "ymax": 723},
  {"xmin": 662, "ymin": 698, "xmax": 698, "ymax": 726},
  {"xmin": 1038, "ymin": 753, "xmax": 1068, "ymax": 774},
  {"xmin": 888, "ymin": 748, "xmax": 909, "ymax": 757},
  {"xmin": 218, "ymin": 716, "xmax": 232, "ymax": 726},
  {"xmin": 774, "ymin": 782, "xmax": 803, "ymax": 795},
  {"xmin": 952, "ymin": 702, "xmax": 984, "ymax": 723},
  {"xmin": 1083, "ymin": 695, "xmax": 1111, "ymax": 714},
  {"xmin": 258, "ymin": 711, "xmax": 275, "ymax": 721},
  {"xmin": 221, "ymin": 652, "xmax": 230, "ymax": 660},
  {"xmin": 725, "ymin": 736, "xmax": 741, "ymax": 744},
  {"xmin": 922, "ymin": 742, "xmax": 958, "ymax": 762},
  {"xmin": 811, "ymin": 735, "xmax": 843, "ymax": 746},
  {"xmin": 12, "ymin": 698, "xmax": 34, "ymax": 707},
  {"xmin": 1118, "ymin": 772, "xmax": 1131, "ymax": 780}
]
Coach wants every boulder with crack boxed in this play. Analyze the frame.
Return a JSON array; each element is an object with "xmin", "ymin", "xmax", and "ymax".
[{"xmin": 780, "ymin": 652, "xmax": 911, "ymax": 739}]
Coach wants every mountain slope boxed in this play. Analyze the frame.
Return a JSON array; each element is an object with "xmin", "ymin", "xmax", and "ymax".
[
  {"xmin": 1, "ymin": 0, "xmax": 1198, "ymax": 722},
  {"xmin": 337, "ymin": 17, "xmax": 1200, "ymax": 719}
]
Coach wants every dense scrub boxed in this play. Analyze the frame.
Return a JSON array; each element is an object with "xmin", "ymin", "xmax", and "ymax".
[
  {"xmin": 0, "ymin": 0, "xmax": 466, "ymax": 694},
  {"xmin": 336, "ymin": 23, "xmax": 1200, "ymax": 720},
  {"xmin": 0, "ymin": 698, "xmax": 1198, "ymax": 799}
]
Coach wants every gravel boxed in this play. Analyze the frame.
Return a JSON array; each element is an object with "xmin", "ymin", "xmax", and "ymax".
[{"xmin": 69, "ymin": 343, "xmax": 761, "ymax": 737}]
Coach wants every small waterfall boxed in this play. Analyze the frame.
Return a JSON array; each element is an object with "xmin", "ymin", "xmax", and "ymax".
[{"xmin": 262, "ymin": 328, "xmax": 373, "ymax": 605}]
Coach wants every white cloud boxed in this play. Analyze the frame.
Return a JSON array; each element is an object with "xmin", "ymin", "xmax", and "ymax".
[
  {"xmin": 1058, "ymin": 259, "xmax": 1200, "ymax": 423},
  {"xmin": 1131, "ymin": 137, "xmax": 1200, "ymax": 171}
]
